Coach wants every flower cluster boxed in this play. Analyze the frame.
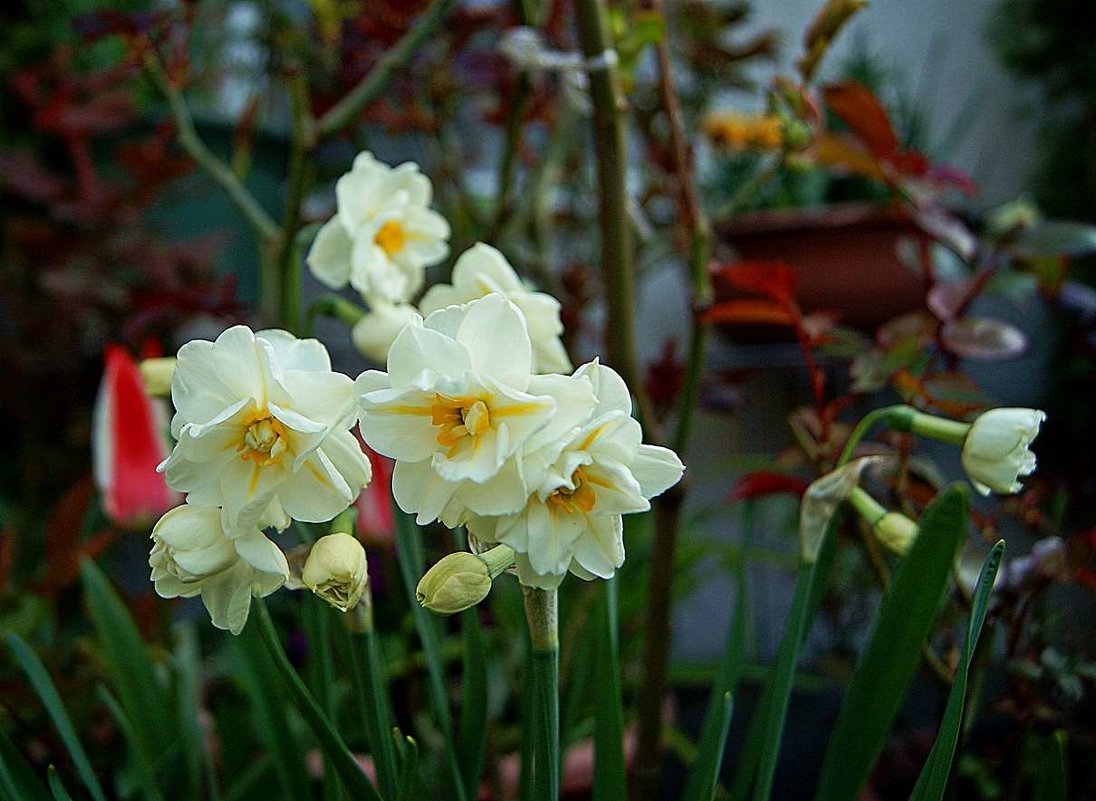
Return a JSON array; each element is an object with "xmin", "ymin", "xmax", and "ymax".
[
  {"xmin": 356, "ymin": 294, "xmax": 684, "ymax": 590},
  {"xmin": 150, "ymin": 326, "xmax": 372, "ymax": 633}
]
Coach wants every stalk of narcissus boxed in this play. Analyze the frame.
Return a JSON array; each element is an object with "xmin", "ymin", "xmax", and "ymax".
[
  {"xmin": 416, "ymin": 544, "xmax": 516, "ymax": 615},
  {"xmin": 847, "ymin": 486, "xmax": 919, "ymax": 556},
  {"xmin": 902, "ymin": 407, "xmax": 1046, "ymax": 496},
  {"xmin": 523, "ymin": 585, "xmax": 560, "ymax": 801}
]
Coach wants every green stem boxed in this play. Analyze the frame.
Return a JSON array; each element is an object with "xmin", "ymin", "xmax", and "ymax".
[
  {"xmin": 357, "ymin": 606, "xmax": 401, "ymax": 801},
  {"xmin": 592, "ymin": 577, "xmax": 627, "ymax": 800},
  {"xmin": 393, "ymin": 511, "xmax": 470, "ymax": 801},
  {"xmin": 252, "ymin": 600, "xmax": 384, "ymax": 801},
  {"xmin": 523, "ymin": 586, "xmax": 560, "ymax": 800},
  {"xmin": 837, "ymin": 404, "xmax": 915, "ymax": 467},
  {"xmin": 142, "ymin": 50, "xmax": 278, "ymax": 244},
  {"xmin": 572, "ymin": 0, "xmax": 654, "ymax": 432},
  {"xmin": 276, "ymin": 67, "xmax": 314, "ymax": 333},
  {"xmin": 316, "ymin": 0, "xmax": 457, "ymax": 138}
]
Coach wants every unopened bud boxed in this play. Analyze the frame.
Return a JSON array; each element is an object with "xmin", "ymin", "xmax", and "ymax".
[
  {"xmin": 139, "ymin": 357, "xmax": 176, "ymax": 397},
  {"xmin": 302, "ymin": 533, "xmax": 368, "ymax": 612},
  {"xmin": 872, "ymin": 512, "xmax": 919, "ymax": 555},
  {"xmin": 416, "ymin": 545, "xmax": 516, "ymax": 615}
]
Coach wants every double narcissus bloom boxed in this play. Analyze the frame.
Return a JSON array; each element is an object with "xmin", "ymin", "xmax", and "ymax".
[
  {"xmin": 150, "ymin": 503, "xmax": 289, "ymax": 634},
  {"xmin": 159, "ymin": 326, "xmax": 371, "ymax": 534},
  {"xmin": 467, "ymin": 360, "xmax": 684, "ymax": 588},
  {"xmin": 356, "ymin": 294, "xmax": 595, "ymax": 528},
  {"xmin": 307, "ymin": 151, "xmax": 450, "ymax": 305},
  {"xmin": 357, "ymin": 294, "xmax": 684, "ymax": 591},
  {"xmin": 420, "ymin": 243, "xmax": 572, "ymax": 374}
]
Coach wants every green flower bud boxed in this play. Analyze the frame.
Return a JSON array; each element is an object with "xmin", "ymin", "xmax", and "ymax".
[
  {"xmin": 139, "ymin": 357, "xmax": 176, "ymax": 397},
  {"xmin": 302, "ymin": 533, "xmax": 368, "ymax": 612},
  {"xmin": 873, "ymin": 512, "xmax": 919, "ymax": 555},
  {"xmin": 416, "ymin": 545, "xmax": 516, "ymax": 615}
]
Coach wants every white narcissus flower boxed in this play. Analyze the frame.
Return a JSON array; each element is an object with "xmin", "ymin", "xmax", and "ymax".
[
  {"xmin": 149, "ymin": 503, "xmax": 288, "ymax": 635},
  {"xmin": 467, "ymin": 360, "xmax": 684, "ymax": 589},
  {"xmin": 302, "ymin": 532, "xmax": 368, "ymax": 612},
  {"xmin": 419, "ymin": 243, "xmax": 572, "ymax": 373},
  {"xmin": 961, "ymin": 408, "xmax": 1045, "ymax": 495},
  {"xmin": 307, "ymin": 152, "xmax": 450, "ymax": 304},
  {"xmin": 159, "ymin": 326, "xmax": 371, "ymax": 534},
  {"xmin": 356, "ymin": 294, "xmax": 595, "ymax": 527},
  {"xmin": 351, "ymin": 300, "xmax": 420, "ymax": 364}
]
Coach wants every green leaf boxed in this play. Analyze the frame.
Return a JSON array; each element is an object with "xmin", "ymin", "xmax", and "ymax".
[
  {"xmin": 909, "ymin": 540, "xmax": 1004, "ymax": 801},
  {"xmin": 393, "ymin": 509, "xmax": 469, "ymax": 801},
  {"xmin": 234, "ymin": 617, "xmax": 312, "ymax": 800},
  {"xmin": 814, "ymin": 486, "xmax": 969, "ymax": 801},
  {"xmin": 0, "ymin": 726, "xmax": 52, "ymax": 801},
  {"xmin": 1033, "ymin": 730, "xmax": 1068, "ymax": 801},
  {"xmin": 80, "ymin": 559, "xmax": 173, "ymax": 766},
  {"xmin": 5, "ymin": 633, "xmax": 109, "ymax": 801},
  {"xmin": 397, "ymin": 736, "xmax": 422, "ymax": 801},
  {"xmin": 592, "ymin": 577, "xmax": 627, "ymax": 801},
  {"xmin": 681, "ymin": 503, "xmax": 751, "ymax": 801},
  {"xmin": 172, "ymin": 625, "xmax": 208, "ymax": 801},
  {"xmin": 96, "ymin": 685, "xmax": 165, "ymax": 801},
  {"xmin": 732, "ymin": 509, "xmax": 840, "ymax": 801},
  {"xmin": 47, "ymin": 766, "xmax": 75, "ymax": 801},
  {"xmin": 458, "ymin": 607, "xmax": 488, "ymax": 800},
  {"xmin": 251, "ymin": 600, "xmax": 384, "ymax": 801}
]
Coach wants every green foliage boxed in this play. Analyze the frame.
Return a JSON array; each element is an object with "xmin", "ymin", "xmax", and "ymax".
[
  {"xmin": 909, "ymin": 540, "xmax": 1005, "ymax": 801},
  {"xmin": 814, "ymin": 486, "xmax": 969, "ymax": 801}
]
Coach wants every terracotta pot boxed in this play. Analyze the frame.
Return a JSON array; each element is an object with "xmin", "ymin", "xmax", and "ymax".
[{"xmin": 714, "ymin": 202, "xmax": 928, "ymax": 333}]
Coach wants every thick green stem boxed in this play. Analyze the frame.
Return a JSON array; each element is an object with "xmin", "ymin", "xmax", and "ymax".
[
  {"xmin": 276, "ymin": 68, "xmax": 314, "ymax": 333},
  {"xmin": 356, "ymin": 605, "xmax": 401, "ymax": 801},
  {"xmin": 316, "ymin": 0, "xmax": 457, "ymax": 138},
  {"xmin": 572, "ymin": 0, "xmax": 653, "ymax": 432},
  {"xmin": 523, "ymin": 586, "xmax": 559, "ymax": 800}
]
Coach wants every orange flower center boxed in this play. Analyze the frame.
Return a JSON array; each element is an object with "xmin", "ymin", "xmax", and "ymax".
[
  {"xmin": 375, "ymin": 220, "xmax": 406, "ymax": 256},
  {"xmin": 238, "ymin": 414, "xmax": 288, "ymax": 467},
  {"xmin": 431, "ymin": 394, "xmax": 492, "ymax": 457},
  {"xmin": 546, "ymin": 466, "xmax": 597, "ymax": 515}
]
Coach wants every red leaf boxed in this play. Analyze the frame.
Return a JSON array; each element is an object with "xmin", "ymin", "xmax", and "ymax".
[
  {"xmin": 711, "ymin": 260, "xmax": 797, "ymax": 306},
  {"xmin": 823, "ymin": 81, "xmax": 899, "ymax": 160},
  {"xmin": 701, "ymin": 299, "xmax": 796, "ymax": 327},
  {"xmin": 727, "ymin": 471, "xmax": 810, "ymax": 502}
]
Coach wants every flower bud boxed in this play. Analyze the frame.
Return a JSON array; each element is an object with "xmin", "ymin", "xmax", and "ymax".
[
  {"xmin": 416, "ymin": 545, "xmax": 516, "ymax": 615},
  {"xmin": 139, "ymin": 357, "xmax": 176, "ymax": 397},
  {"xmin": 351, "ymin": 301, "xmax": 420, "ymax": 364},
  {"xmin": 302, "ymin": 533, "xmax": 368, "ymax": 612},
  {"xmin": 960, "ymin": 408, "xmax": 1045, "ymax": 496},
  {"xmin": 872, "ymin": 512, "xmax": 919, "ymax": 555}
]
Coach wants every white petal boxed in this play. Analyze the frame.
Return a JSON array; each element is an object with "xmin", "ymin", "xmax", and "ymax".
[
  {"xmin": 256, "ymin": 330, "xmax": 332, "ymax": 372},
  {"xmin": 392, "ymin": 459, "xmax": 459, "ymax": 525},
  {"xmin": 514, "ymin": 553, "xmax": 566, "ymax": 590},
  {"xmin": 358, "ymin": 387, "xmax": 441, "ymax": 463},
  {"xmin": 279, "ymin": 370, "xmax": 355, "ymax": 429},
  {"xmin": 201, "ymin": 562, "xmax": 257, "ymax": 635},
  {"xmin": 524, "ymin": 501, "xmax": 585, "ymax": 577},
  {"xmin": 387, "ymin": 320, "xmax": 471, "ymax": 386},
  {"xmin": 456, "ymin": 295, "xmax": 533, "ymax": 388},
  {"xmin": 572, "ymin": 514, "xmax": 625, "ymax": 579},
  {"xmin": 451, "ymin": 243, "xmax": 523, "ymax": 293},
  {"xmin": 278, "ymin": 448, "xmax": 355, "ymax": 523},
  {"xmin": 233, "ymin": 533, "xmax": 290, "ymax": 578},
  {"xmin": 306, "ymin": 218, "xmax": 354, "ymax": 289},
  {"xmin": 631, "ymin": 444, "xmax": 685, "ymax": 499}
]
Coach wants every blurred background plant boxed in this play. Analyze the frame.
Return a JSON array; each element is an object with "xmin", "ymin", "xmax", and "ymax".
[{"xmin": 1, "ymin": 0, "xmax": 1095, "ymax": 800}]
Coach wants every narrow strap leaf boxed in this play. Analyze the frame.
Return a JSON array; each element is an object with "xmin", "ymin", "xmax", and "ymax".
[
  {"xmin": 5, "ymin": 633, "xmax": 108, "ymax": 801},
  {"xmin": 458, "ymin": 607, "xmax": 488, "ymax": 800},
  {"xmin": 908, "ymin": 540, "xmax": 1005, "ymax": 801},
  {"xmin": 0, "ymin": 725, "xmax": 53, "ymax": 801},
  {"xmin": 252, "ymin": 600, "xmax": 384, "ymax": 801},
  {"xmin": 814, "ymin": 486, "xmax": 969, "ymax": 801},
  {"xmin": 47, "ymin": 766, "xmax": 75, "ymax": 801},
  {"xmin": 1033, "ymin": 730, "xmax": 1068, "ymax": 801}
]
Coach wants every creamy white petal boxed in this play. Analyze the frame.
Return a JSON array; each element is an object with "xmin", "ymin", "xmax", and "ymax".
[
  {"xmin": 387, "ymin": 320, "xmax": 471, "ymax": 386},
  {"xmin": 278, "ymin": 448, "xmax": 355, "ymax": 523},
  {"xmin": 306, "ymin": 218, "xmax": 354, "ymax": 289},
  {"xmin": 456, "ymin": 295, "xmax": 533, "ymax": 388},
  {"xmin": 358, "ymin": 387, "xmax": 442, "ymax": 463},
  {"xmin": 631, "ymin": 444, "xmax": 686, "ymax": 499},
  {"xmin": 392, "ymin": 459, "xmax": 459, "ymax": 525},
  {"xmin": 233, "ymin": 533, "xmax": 290, "ymax": 577},
  {"xmin": 572, "ymin": 514, "xmax": 625, "ymax": 579}
]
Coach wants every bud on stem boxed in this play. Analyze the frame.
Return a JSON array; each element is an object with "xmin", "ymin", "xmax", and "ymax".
[{"xmin": 416, "ymin": 544, "xmax": 516, "ymax": 615}]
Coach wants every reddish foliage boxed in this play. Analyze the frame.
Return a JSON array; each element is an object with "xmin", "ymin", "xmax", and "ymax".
[{"xmin": 726, "ymin": 471, "xmax": 810, "ymax": 502}]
